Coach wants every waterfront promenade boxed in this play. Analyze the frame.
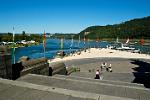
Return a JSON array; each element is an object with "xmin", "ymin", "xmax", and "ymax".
[
  {"xmin": 49, "ymin": 48, "xmax": 150, "ymax": 88},
  {"xmin": 50, "ymin": 48, "xmax": 150, "ymax": 63},
  {"xmin": 0, "ymin": 48, "xmax": 150, "ymax": 100}
]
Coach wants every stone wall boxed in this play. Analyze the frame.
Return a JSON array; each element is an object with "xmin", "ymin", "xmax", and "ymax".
[
  {"xmin": 12, "ymin": 58, "xmax": 49, "ymax": 80},
  {"xmin": 21, "ymin": 58, "xmax": 49, "ymax": 76},
  {"xmin": 49, "ymin": 62, "xmax": 67, "ymax": 76},
  {"xmin": 0, "ymin": 46, "xmax": 12, "ymax": 79}
]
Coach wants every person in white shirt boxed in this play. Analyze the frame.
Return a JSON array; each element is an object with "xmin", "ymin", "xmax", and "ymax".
[{"xmin": 101, "ymin": 62, "xmax": 107, "ymax": 71}]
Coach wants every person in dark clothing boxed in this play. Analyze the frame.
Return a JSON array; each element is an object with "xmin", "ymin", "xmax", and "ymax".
[{"xmin": 95, "ymin": 70, "xmax": 100, "ymax": 79}]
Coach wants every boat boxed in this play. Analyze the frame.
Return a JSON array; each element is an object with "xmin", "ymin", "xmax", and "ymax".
[
  {"xmin": 55, "ymin": 50, "xmax": 66, "ymax": 57},
  {"xmin": 132, "ymin": 49, "xmax": 140, "ymax": 53},
  {"xmin": 116, "ymin": 43, "xmax": 135, "ymax": 50}
]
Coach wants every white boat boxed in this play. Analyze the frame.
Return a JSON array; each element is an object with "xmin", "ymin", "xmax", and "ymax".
[
  {"xmin": 132, "ymin": 49, "xmax": 140, "ymax": 53},
  {"xmin": 116, "ymin": 43, "xmax": 135, "ymax": 50}
]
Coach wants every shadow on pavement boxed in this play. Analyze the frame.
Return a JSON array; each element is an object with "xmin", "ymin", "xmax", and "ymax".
[{"xmin": 131, "ymin": 60, "xmax": 150, "ymax": 88}]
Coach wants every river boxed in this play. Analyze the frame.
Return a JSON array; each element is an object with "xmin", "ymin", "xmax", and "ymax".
[{"xmin": 14, "ymin": 39, "xmax": 109, "ymax": 62}]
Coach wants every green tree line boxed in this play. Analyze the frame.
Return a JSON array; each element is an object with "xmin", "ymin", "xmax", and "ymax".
[
  {"xmin": 0, "ymin": 31, "xmax": 42, "ymax": 42},
  {"xmin": 78, "ymin": 16, "xmax": 150, "ymax": 40}
]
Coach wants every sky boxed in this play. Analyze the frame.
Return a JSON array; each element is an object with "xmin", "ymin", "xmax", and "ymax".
[{"xmin": 0, "ymin": 0, "xmax": 150, "ymax": 33}]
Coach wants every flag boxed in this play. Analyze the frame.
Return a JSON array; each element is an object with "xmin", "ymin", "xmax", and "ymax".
[
  {"xmin": 43, "ymin": 31, "xmax": 46, "ymax": 47},
  {"xmin": 43, "ymin": 30, "xmax": 46, "ymax": 57},
  {"xmin": 140, "ymin": 37, "xmax": 144, "ymax": 45}
]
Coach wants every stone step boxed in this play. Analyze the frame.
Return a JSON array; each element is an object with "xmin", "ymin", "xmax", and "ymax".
[
  {"xmin": 18, "ymin": 74, "xmax": 150, "ymax": 100},
  {"xmin": 53, "ymin": 74, "xmax": 144, "ymax": 88},
  {"xmin": 70, "ymin": 72, "xmax": 150, "ymax": 88},
  {"xmin": 0, "ymin": 78, "xmax": 95, "ymax": 100},
  {"xmin": 70, "ymin": 72, "xmax": 135, "ymax": 82},
  {"xmin": 0, "ymin": 78, "xmax": 136, "ymax": 100}
]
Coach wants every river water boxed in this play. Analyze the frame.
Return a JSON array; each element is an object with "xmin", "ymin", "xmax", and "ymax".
[{"xmin": 14, "ymin": 39, "xmax": 109, "ymax": 62}]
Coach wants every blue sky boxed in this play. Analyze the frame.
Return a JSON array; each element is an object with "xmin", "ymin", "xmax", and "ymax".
[{"xmin": 0, "ymin": 0, "xmax": 150, "ymax": 33}]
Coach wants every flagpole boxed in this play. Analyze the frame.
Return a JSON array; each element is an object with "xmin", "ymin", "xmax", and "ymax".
[
  {"xmin": 60, "ymin": 37, "xmax": 64, "ymax": 50},
  {"xmin": 44, "ymin": 44, "xmax": 46, "ymax": 58},
  {"xmin": 43, "ymin": 30, "xmax": 46, "ymax": 58},
  {"xmin": 84, "ymin": 33, "xmax": 86, "ymax": 48},
  {"xmin": 12, "ymin": 27, "xmax": 15, "ymax": 64},
  {"xmin": 78, "ymin": 35, "xmax": 80, "ymax": 47}
]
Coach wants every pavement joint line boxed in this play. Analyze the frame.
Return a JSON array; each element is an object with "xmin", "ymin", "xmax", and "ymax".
[{"xmin": 28, "ymin": 74, "xmax": 150, "ymax": 91}]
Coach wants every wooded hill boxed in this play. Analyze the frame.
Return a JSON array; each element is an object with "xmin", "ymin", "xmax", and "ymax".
[{"xmin": 78, "ymin": 16, "xmax": 150, "ymax": 39}]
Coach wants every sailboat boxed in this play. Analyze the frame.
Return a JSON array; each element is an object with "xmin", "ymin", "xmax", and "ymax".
[
  {"xmin": 113, "ymin": 37, "xmax": 140, "ymax": 52},
  {"xmin": 116, "ymin": 38, "xmax": 135, "ymax": 50}
]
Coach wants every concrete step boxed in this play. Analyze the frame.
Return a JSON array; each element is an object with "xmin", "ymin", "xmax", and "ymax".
[
  {"xmin": 18, "ymin": 74, "xmax": 150, "ymax": 100},
  {"xmin": 0, "ymin": 78, "xmax": 137, "ymax": 100},
  {"xmin": 53, "ymin": 74, "xmax": 144, "ymax": 88},
  {"xmin": 0, "ymin": 78, "xmax": 95, "ymax": 100},
  {"xmin": 70, "ymin": 72, "xmax": 135, "ymax": 82},
  {"xmin": 70, "ymin": 72, "xmax": 150, "ymax": 88}
]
